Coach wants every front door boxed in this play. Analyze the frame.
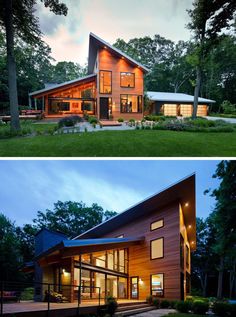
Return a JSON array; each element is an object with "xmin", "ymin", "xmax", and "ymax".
[
  {"xmin": 100, "ymin": 97, "xmax": 109, "ymax": 119},
  {"xmin": 130, "ymin": 276, "xmax": 139, "ymax": 299}
]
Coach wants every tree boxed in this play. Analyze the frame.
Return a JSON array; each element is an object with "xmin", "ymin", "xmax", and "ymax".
[
  {"xmin": 0, "ymin": 0, "xmax": 68, "ymax": 132},
  {"xmin": 51, "ymin": 61, "xmax": 87, "ymax": 84},
  {"xmin": 206, "ymin": 161, "xmax": 236, "ymax": 298},
  {"xmin": 32, "ymin": 200, "xmax": 117, "ymax": 238},
  {"xmin": 187, "ymin": 0, "xmax": 236, "ymax": 118}
]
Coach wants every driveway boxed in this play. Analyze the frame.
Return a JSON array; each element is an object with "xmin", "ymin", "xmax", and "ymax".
[
  {"xmin": 129, "ymin": 309, "xmax": 176, "ymax": 317},
  {"xmin": 206, "ymin": 116, "xmax": 236, "ymax": 124}
]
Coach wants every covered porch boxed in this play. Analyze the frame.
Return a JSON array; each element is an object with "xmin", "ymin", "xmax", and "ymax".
[{"xmin": 29, "ymin": 74, "xmax": 97, "ymax": 118}]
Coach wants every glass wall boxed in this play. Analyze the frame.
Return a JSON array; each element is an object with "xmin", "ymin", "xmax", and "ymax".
[
  {"xmin": 120, "ymin": 72, "xmax": 135, "ymax": 88},
  {"xmin": 120, "ymin": 95, "xmax": 142, "ymax": 113},
  {"xmin": 106, "ymin": 275, "xmax": 118, "ymax": 297},
  {"xmin": 151, "ymin": 274, "xmax": 164, "ymax": 297},
  {"xmin": 118, "ymin": 277, "xmax": 127, "ymax": 298},
  {"xmin": 100, "ymin": 71, "xmax": 112, "ymax": 94}
]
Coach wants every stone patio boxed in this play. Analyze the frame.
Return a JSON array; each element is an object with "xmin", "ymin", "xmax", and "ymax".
[{"xmin": 129, "ymin": 308, "xmax": 176, "ymax": 317}]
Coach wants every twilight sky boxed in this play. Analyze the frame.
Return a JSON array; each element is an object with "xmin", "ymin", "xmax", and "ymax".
[
  {"xmin": 36, "ymin": 0, "xmax": 193, "ymax": 64},
  {"xmin": 0, "ymin": 160, "xmax": 220, "ymax": 226}
]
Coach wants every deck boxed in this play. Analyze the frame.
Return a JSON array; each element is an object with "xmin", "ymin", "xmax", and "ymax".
[{"xmin": 1, "ymin": 299, "xmax": 145, "ymax": 317}]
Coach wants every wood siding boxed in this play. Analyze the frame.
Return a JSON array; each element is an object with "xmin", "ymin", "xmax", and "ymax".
[
  {"xmin": 97, "ymin": 49, "xmax": 144, "ymax": 120},
  {"xmin": 100, "ymin": 202, "xmax": 182, "ymax": 300}
]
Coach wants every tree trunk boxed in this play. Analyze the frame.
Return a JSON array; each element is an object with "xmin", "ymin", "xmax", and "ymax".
[
  {"xmin": 229, "ymin": 262, "xmax": 235, "ymax": 299},
  {"xmin": 4, "ymin": 0, "xmax": 20, "ymax": 132},
  {"xmin": 203, "ymin": 272, "xmax": 208, "ymax": 297},
  {"xmin": 217, "ymin": 257, "xmax": 224, "ymax": 299},
  {"xmin": 192, "ymin": 65, "xmax": 201, "ymax": 119}
]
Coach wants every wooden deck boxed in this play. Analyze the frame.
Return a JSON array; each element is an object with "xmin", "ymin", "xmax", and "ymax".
[{"xmin": 2, "ymin": 299, "xmax": 144, "ymax": 317}]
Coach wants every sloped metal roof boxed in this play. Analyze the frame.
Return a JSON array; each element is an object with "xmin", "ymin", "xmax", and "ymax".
[
  {"xmin": 88, "ymin": 32, "xmax": 149, "ymax": 74},
  {"xmin": 29, "ymin": 74, "xmax": 96, "ymax": 97},
  {"xmin": 147, "ymin": 91, "xmax": 215, "ymax": 103}
]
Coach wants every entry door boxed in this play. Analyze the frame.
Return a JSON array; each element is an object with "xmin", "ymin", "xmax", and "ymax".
[
  {"xmin": 100, "ymin": 97, "xmax": 109, "ymax": 119},
  {"xmin": 130, "ymin": 276, "xmax": 139, "ymax": 299}
]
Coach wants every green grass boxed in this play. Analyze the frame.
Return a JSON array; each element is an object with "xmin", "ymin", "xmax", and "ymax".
[
  {"xmin": 0, "ymin": 129, "xmax": 236, "ymax": 157},
  {"xmin": 165, "ymin": 313, "xmax": 207, "ymax": 317}
]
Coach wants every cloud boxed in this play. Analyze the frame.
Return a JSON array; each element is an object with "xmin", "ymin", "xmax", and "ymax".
[{"xmin": 35, "ymin": 0, "xmax": 193, "ymax": 64}]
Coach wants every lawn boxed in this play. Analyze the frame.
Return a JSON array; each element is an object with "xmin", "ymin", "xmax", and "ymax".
[{"xmin": 0, "ymin": 128, "xmax": 236, "ymax": 157}]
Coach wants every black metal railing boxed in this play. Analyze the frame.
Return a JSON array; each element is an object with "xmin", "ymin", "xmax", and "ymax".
[{"xmin": 0, "ymin": 280, "xmax": 101, "ymax": 317}]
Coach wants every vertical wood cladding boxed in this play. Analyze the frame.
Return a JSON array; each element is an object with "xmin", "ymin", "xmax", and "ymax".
[
  {"xmin": 100, "ymin": 202, "xmax": 181, "ymax": 300},
  {"xmin": 98, "ymin": 49, "xmax": 144, "ymax": 120}
]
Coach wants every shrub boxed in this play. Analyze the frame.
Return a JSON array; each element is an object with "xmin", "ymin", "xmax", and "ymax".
[
  {"xmin": 160, "ymin": 300, "xmax": 170, "ymax": 308},
  {"xmin": 144, "ymin": 115, "xmax": 172, "ymax": 122},
  {"xmin": 229, "ymin": 304, "xmax": 236, "ymax": 317},
  {"xmin": 152, "ymin": 298, "xmax": 160, "ymax": 308},
  {"xmin": 176, "ymin": 300, "xmax": 191, "ymax": 313},
  {"xmin": 83, "ymin": 111, "xmax": 89, "ymax": 121},
  {"xmin": 221, "ymin": 100, "xmax": 236, "ymax": 114},
  {"xmin": 169, "ymin": 300, "xmax": 177, "ymax": 309},
  {"xmin": 88, "ymin": 116, "xmax": 98, "ymax": 124},
  {"xmin": 192, "ymin": 300, "xmax": 209, "ymax": 315},
  {"xmin": 105, "ymin": 296, "xmax": 118, "ymax": 316},
  {"xmin": 58, "ymin": 115, "xmax": 82, "ymax": 128},
  {"xmin": 212, "ymin": 301, "xmax": 230, "ymax": 317},
  {"xmin": 129, "ymin": 119, "xmax": 135, "ymax": 123},
  {"xmin": 146, "ymin": 295, "xmax": 153, "ymax": 305},
  {"xmin": 117, "ymin": 118, "xmax": 124, "ymax": 122}
]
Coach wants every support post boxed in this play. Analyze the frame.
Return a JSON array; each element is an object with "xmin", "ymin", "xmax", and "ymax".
[
  {"xmin": 0, "ymin": 281, "xmax": 3, "ymax": 317},
  {"xmin": 42, "ymin": 96, "xmax": 45, "ymax": 112},
  {"xmin": 34, "ymin": 98, "xmax": 37, "ymax": 110},
  {"xmin": 28, "ymin": 95, "xmax": 32, "ymax": 109},
  {"xmin": 79, "ymin": 255, "xmax": 82, "ymax": 304},
  {"xmin": 47, "ymin": 283, "xmax": 50, "ymax": 317}
]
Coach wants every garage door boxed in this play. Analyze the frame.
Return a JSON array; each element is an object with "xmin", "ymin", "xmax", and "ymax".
[
  {"xmin": 163, "ymin": 104, "xmax": 178, "ymax": 116},
  {"xmin": 197, "ymin": 105, "xmax": 208, "ymax": 116},
  {"xmin": 180, "ymin": 104, "xmax": 193, "ymax": 117}
]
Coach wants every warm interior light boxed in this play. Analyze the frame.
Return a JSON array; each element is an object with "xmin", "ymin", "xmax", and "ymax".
[{"xmin": 139, "ymin": 278, "xmax": 144, "ymax": 285}]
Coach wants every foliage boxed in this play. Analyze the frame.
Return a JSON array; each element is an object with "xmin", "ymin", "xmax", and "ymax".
[
  {"xmin": 88, "ymin": 117, "xmax": 98, "ymax": 124},
  {"xmin": 20, "ymin": 287, "xmax": 34, "ymax": 301},
  {"xmin": 58, "ymin": 116, "xmax": 83, "ymax": 128},
  {"xmin": 175, "ymin": 301, "xmax": 191, "ymax": 313},
  {"xmin": 212, "ymin": 301, "xmax": 231, "ymax": 316},
  {"xmin": 152, "ymin": 298, "xmax": 160, "ymax": 308},
  {"xmin": 192, "ymin": 300, "xmax": 209, "ymax": 314},
  {"xmin": 117, "ymin": 118, "xmax": 124, "ymax": 122},
  {"xmin": 105, "ymin": 296, "xmax": 118, "ymax": 316},
  {"xmin": 221, "ymin": 100, "xmax": 236, "ymax": 115},
  {"xmin": 146, "ymin": 295, "xmax": 153, "ymax": 305},
  {"xmin": 160, "ymin": 300, "xmax": 170, "ymax": 308},
  {"xmin": 32, "ymin": 201, "xmax": 117, "ymax": 238}
]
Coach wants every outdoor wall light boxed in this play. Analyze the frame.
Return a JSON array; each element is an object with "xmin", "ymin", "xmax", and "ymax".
[
  {"xmin": 188, "ymin": 225, "xmax": 192, "ymax": 229},
  {"xmin": 185, "ymin": 202, "xmax": 189, "ymax": 207},
  {"xmin": 139, "ymin": 278, "xmax": 144, "ymax": 285}
]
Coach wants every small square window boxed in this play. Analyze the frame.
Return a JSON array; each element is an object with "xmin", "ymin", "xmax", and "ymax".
[{"xmin": 151, "ymin": 219, "xmax": 164, "ymax": 231}]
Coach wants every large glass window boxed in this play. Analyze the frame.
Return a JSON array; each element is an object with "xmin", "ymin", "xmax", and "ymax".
[
  {"xmin": 118, "ymin": 277, "xmax": 127, "ymax": 298},
  {"xmin": 120, "ymin": 72, "xmax": 135, "ymax": 88},
  {"xmin": 100, "ymin": 71, "xmax": 112, "ymax": 94},
  {"xmin": 107, "ymin": 275, "xmax": 118, "ymax": 298},
  {"xmin": 151, "ymin": 274, "xmax": 164, "ymax": 297},
  {"xmin": 151, "ymin": 238, "xmax": 164, "ymax": 259},
  {"xmin": 120, "ymin": 95, "xmax": 142, "ymax": 113},
  {"xmin": 131, "ymin": 277, "xmax": 138, "ymax": 299}
]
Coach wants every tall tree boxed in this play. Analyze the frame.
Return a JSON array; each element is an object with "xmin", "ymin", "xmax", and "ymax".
[
  {"xmin": 187, "ymin": 0, "xmax": 236, "ymax": 118},
  {"xmin": 0, "ymin": 0, "xmax": 67, "ymax": 131}
]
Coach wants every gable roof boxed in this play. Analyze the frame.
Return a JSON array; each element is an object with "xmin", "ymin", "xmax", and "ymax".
[
  {"xmin": 147, "ymin": 91, "xmax": 215, "ymax": 104},
  {"xmin": 29, "ymin": 74, "xmax": 96, "ymax": 97},
  {"xmin": 88, "ymin": 32, "xmax": 149, "ymax": 74},
  {"xmin": 76, "ymin": 174, "xmax": 196, "ymax": 250}
]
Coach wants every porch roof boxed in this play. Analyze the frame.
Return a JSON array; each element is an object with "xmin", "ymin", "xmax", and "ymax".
[
  {"xmin": 36, "ymin": 236, "xmax": 144, "ymax": 261},
  {"xmin": 29, "ymin": 74, "xmax": 97, "ymax": 98}
]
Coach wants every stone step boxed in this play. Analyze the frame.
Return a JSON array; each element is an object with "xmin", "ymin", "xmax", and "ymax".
[
  {"xmin": 115, "ymin": 306, "xmax": 155, "ymax": 316},
  {"xmin": 117, "ymin": 304, "xmax": 149, "ymax": 312}
]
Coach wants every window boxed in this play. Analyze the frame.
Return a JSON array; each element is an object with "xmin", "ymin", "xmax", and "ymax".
[
  {"xmin": 151, "ymin": 237, "xmax": 164, "ymax": 259},
  {"xmin": 186, "ymin": 245, "xmax": 190, "ymax": 269},
  {"xmin": 151, "ymin": 219, "xmax": 164, "ymax": 231},
  {"xmin": 116, "ymin": 235, "xmax": 124, "ymax": 238},
  {"xmin": 120, "ymin": 72, "xmax": 135, "ymax": 88},
  {"xmin": 151, "ymin": 274, "xmax": 164, "ymax": 297},
  {"xmin": 120, "ymin": 95, "xmax": 142, "ymax": 113},
  {"xmin": 131, "ymin": 277, "xmax": 139, "ymax": 299},
  {"xmin": 100, "ymin": 71, "xmax": 112, "ymax": 94}
]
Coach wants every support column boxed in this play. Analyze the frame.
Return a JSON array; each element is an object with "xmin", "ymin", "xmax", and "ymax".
[
  {"xmin": 34, "ymin": 98, "xmax": 37, "ymax": 110},
  {"xmin": 28, "ymin": 95, "xmax": 32, "ymax": 109}
]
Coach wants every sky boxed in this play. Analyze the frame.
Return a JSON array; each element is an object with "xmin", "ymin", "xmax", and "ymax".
[
  {"xmin": 0, "ymin": 160, "xmax": 220, "ymax": 227},
  {"xmin": 36, "ymin": 0, "xmax": 193, "ymax": 64}
]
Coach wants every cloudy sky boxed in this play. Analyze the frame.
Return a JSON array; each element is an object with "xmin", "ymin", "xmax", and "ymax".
[
  {"xmin": 0, "ymin": 160, "xmax": 219, "ymax": 226},
  {"xmin": 36, "ymin": 0, "xmax": 193, "ymax": 64}
]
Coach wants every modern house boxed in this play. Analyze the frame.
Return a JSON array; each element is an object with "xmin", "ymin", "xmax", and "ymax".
[
  {"xmin": 34, "ymin": 174, "xmax": 196, "ymax": 303},
  {"xmin": 29, "ymin": 33, "xmax": 148, "ymax": 121},
  {"xmin": 147, "ymin": 92, "xmax": 215, "ymax": 117}
]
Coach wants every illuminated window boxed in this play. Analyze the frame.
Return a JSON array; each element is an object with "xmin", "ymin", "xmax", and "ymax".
[
  {"xmin": 100, "ymin": 71, "xmax": 112, "ymax": 94},
  {"xmin": 151, "ymin": 274, "xmax": 164, "ymax": 297},
  {"xmin": 151, "ymin": 238, "xmax": 164, "ymax": 259},
  {"xmin": 120, "ymin": 72, "xmax": 135, "ymax": 88},
  {"xmin": 120, "ymin": 95, "xmax": 142, "ymax": 113},
  {"xmin": 151, "ymin": 219, "xmax": 164, "ymax": 231}
]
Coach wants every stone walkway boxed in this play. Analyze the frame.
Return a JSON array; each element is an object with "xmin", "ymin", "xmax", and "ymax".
[
  {"xmin": 129, "ymin": 309, "xmax": 176, "ymax": 317},
  {"xmin": 206, "ymin": 116, "xmax": 236, "ymax": 124}
]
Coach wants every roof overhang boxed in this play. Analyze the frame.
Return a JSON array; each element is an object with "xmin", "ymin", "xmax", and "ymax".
[
  {"xmin": 88, "ymin": 33, "xmax": 149, "ymax": 74},
  {"xmin": 147, "ymin": 91, "xmax": 216, "ymax": 104},
  {"xmin": 77, "ymin": 174, "xmax": 196, "ymax": 251},
  {"xmin": 36, "ymin": 237, "xmax": 145, "ymax": 265},
  {"xmin": 29, "ymin": 74, "xmax": 97, "ymax": 98}
]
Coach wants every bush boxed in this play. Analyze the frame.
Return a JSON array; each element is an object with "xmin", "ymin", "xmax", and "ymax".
[
  {"xmin": 105, "ymin": 296, "xmax": 118, "ymax": 316},
  {"xmin": 146, "ymin": 295, "xmax": 153, "ymax": 305},
  {"xmin": 117, "ymin": 118, "xmax": 124, "ymax": 122},
  {"xmin": 221, "ymin": 100, "xmax": 236, "ymax": 114},
  {"xmin": 144, "ymin": 115, "xmax": 174, "ymax": 122},
  {"xmin": 83, "ymin": 111, "xmax": 89, "ymax": 121},
  {"xmin": 176, "ymin": 300, "xmax": 191, "ymax": 313},
  {"xmin": 212, "ymin": 301, "xmax": 230, "ymax": 317},
  {"xmin": 160, "ymin": 300, "xmax": 170, "ymax": 308},
  {"xmin": 169, "ymin": 300, "xmax": 177, "ymax": 309},
  {"xmin": 192, "ymin": 300, "xmax": 209, "ymax": 315},
  {"xmin": 229, "ymin": 304, "xmax": 236, "ymax": 317},
  {"xmin": 129, "ymin": 119, "xmax": 135, "ymax": 123},
  {"xmin": 58, "ymin": 115, "xmax": 82, "ymax": 128},
  {"xmin": 152, "ymin": 298, "xmax": 160, "ymax": 308},
  {"xmin": 88, "ymin": 116, "xmax": 98, "ymax": 124}
]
